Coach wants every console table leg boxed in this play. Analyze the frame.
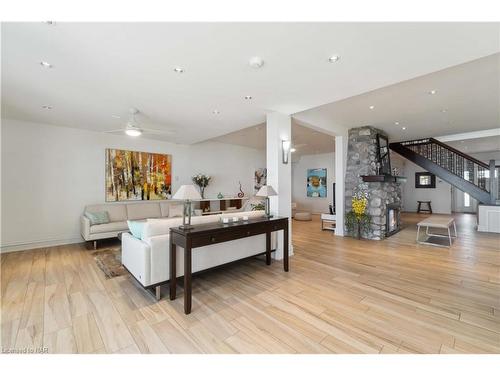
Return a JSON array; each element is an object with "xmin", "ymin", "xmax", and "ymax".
[
  {"xmin": 184, "ymin": 246, "xmax": 192, "ymax": 314},
  {"xmin": 169, "ymin": 241, "xmax": 176, "ymax": 300},
  {"xmin": 265, "ymin": 231, "xmax": 271, "ymax": 265},
  {"xmin": 284, "ymin": 226, "xmax": 289, "ymax": 272}
]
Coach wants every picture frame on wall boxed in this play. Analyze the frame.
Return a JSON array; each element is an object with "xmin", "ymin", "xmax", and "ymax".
[
  {"xmin": 307, "ymin": 168, "xmax": 327, "ymax": 198},
  {"xmin": 415, "ymin": 172, "xmax": 436, "ymax": 188},
  {"xmin": 105, "ymin": 148, "xmax": 172, "ymax": 201},
  {"xmin": 376, "ymin": 134, "xmax": 391, "ymax": 175}
]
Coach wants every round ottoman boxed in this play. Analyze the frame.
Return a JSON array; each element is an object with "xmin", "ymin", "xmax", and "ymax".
[{"xmin": 294, "ymin": 212, "xmax": 312, "ymax": 221}]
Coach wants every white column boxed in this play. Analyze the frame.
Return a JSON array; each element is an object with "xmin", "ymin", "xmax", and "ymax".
[
  {"xmin": 335, "ymin": 135, "xmax": 347, "ymax": 236},
  {"xmin": 266, "ymin": 112, "xmax": 292, "ymax": 259}
]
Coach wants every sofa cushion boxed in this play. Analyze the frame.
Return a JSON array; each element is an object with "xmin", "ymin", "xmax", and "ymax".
[
  {"xmin": 89, "ymin": 221, "xmax": 129, "ymax": 234},
  {"xmin": 86, "ymin": 204, "xmax": 127, "ymax": 222},
  {"xmin": 84, "ymin": 211, "xmax": 110, "ymax": 225},
  {"xmin": 168, "ymin": 204, "xmax": 184, "ymax": 218},
  {"xmin": 127, "ymin": 220, "xmax": 146, "ymax": 239},
  {"xmin": 159, "ymin": 202, "xmax": 170, "ymax": 217},
  {"xmin": 126, "ymin": 202, "xmax": 161, "ymax": 220},
  {"xmin": 143, "ymin": 217, "xmax": 183, "ymax": 239}
]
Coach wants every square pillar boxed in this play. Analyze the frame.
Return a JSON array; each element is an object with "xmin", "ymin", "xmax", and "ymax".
[
  {"xmin": 266, "ymin": 112, "xmax": 292, "ymax": 259},
  {"xmin": 335, "ymin": 135, "xmax": 347, "ymax": 236}
]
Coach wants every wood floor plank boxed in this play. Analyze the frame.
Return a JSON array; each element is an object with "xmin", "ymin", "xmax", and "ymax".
[{"xmin": 1, "ymin": 212, "xmax": 499, "ymax": 353}]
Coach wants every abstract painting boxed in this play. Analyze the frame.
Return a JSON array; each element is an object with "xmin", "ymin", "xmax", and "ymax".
[
  {"xmin": 105, "ymin": 149, "xmax": 172, "ymax": 201},
  {"xmin": 254, "ymin": 168, "xmax": 267, "ymax": 193},
  {"xmin": 307, "ymin": 168, "xmax": 327, "ymax": 198}
]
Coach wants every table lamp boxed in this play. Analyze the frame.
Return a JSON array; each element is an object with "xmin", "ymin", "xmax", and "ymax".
[
  {"xmin": 256, "ymin": 185, "xmax": 278, "ymax": 218},
  {"xmin": 172, "ymin": 185, "xmax": 202, "ymax": 229}
]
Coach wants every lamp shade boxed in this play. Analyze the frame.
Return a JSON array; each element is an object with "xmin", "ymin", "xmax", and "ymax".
[
  {"xmin": 172, "ymin": 185, "xmax": 202, "ymax": 200},
  {"xmin": 256, "ymin": 185, "xmax": 278, "ymax": 197}
]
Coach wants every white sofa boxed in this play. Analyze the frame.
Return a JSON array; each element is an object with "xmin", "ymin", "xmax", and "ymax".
[
  {"xmin": 81, "ymin": 201, "xmax": 182, "ymax": 248},
  {"xmin": 121, "ymin": 210, "xmax": 275, "ymax": 298}
]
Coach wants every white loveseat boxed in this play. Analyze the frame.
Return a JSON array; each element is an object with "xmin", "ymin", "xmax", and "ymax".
[
  {"xmin": 121, "ymin": 210, "xmax": 275, "ymax": 298},
  {"xmin": 81, "ymin": 201, "xmax": 181, "ymax": 248}
]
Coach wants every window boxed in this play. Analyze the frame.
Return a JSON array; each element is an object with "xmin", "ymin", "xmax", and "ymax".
[{"xmin": 464, "ymin": 192, "xmax": 470, "ymax": 207}]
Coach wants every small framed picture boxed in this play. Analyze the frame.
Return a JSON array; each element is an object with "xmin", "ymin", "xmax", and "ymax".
[{"xmin": 415, "ymin": 172, "xmax": 436, "ymax": 188}]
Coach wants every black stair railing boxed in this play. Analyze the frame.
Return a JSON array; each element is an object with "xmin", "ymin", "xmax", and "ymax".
[{"xmin": 397, "ymin": 138, "xmax": 490, "ymax": 193}]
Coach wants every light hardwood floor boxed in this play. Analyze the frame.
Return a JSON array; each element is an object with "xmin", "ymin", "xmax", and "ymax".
[{"xmin": 1, "ymin": 213, "xmax": 499, "ymax": 354}]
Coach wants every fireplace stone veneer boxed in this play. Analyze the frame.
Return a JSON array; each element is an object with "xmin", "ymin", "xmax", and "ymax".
[{"xmin": 345, "ymin": 126, "xmax": 403, "ymax": 240}]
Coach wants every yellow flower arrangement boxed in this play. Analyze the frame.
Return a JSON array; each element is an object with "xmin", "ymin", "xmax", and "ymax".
[{"xmin": 352, "ymin": 197, "xmax": 368, "ymax": 216}]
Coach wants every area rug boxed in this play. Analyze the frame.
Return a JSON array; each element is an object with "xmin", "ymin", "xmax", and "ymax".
[{"xmin": 92, "ymin": 248, "xmax": 127, "ymax": 279}]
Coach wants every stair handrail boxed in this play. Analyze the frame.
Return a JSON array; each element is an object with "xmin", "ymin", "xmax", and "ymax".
[{"xmin": 396, "ymin": 137, "xmax": 489, "ymax": 169}]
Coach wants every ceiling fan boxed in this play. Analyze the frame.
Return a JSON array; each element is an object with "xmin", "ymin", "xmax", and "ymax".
[{"xmin": 104, "ymin": 108, "xmax": 176, "ymax": 137}]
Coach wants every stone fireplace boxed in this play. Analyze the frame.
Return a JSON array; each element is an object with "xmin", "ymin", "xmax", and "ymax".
[{"xmin": 345, "ymin": 126, "xmax": 405, "ymax": 240}]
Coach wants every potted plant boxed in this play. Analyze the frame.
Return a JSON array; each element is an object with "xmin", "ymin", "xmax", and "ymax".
[
  {"xmin": 192, "ymin": 174, "xmax": 211, "ymax": 199},
  {"xmin": 345, "ymin": 188, "xmax": 371, "ymax": 239}
]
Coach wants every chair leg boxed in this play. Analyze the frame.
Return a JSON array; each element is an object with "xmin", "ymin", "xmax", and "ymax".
[
  {"xmin": 93, "ymin": 240, "xmax": 97, "ymax": 250},
  {"xmin": 416, "ymin": 225, "xmax": 421, "ymax": 243},
  {"xmin": 448, "ymin": 227, "xmax": 452, "ymax": 247},
  {"xmin": 429, "ymin": 202, "xmax": 433, "ymax": 214}
]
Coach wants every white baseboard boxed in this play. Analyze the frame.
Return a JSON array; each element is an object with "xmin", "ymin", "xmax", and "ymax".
[{"xmin": 0, "ymin": 236, "xmax": 84, "ymax": 253}]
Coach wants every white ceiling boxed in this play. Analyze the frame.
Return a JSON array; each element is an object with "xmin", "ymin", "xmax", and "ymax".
[
  {"xmin": 2, "ymin": 22, "xmax": 499, "ymax": 144},
  {"xmin": 294, "ymin": 53, "xmax": 500, "ymax": 141},
  {"xmin": 446, "ymin": 135, "xmax": 500, "ymax": 154},
  {"xmin": 210, "ymin": 120, "xmax": 335, "ymax": 158}
]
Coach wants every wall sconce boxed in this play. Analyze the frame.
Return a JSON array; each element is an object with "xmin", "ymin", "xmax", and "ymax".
[{"xmin": 282, "ymin": 140, "xmax": 291, "ymax": 164}]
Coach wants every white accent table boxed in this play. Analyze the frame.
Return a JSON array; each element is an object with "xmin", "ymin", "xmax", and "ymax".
[
  {"xmin": 416, "ymin": 216, "xmax": 457, "ymax": 247},
  {"xmin": 321, "ymin": 213, "xmax": 336, "ymax": 232}
]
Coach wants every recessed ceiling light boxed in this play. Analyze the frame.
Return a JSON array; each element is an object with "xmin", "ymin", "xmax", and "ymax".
[
  {"xmin": 402, "ymin": 127, "xmax": 407, "ymax": 130},
  {"xmin": 111, "ymin": 115, "xmax": 121, "ymax": 119},
  {"xmin": 460, "ymin": 140, "xmax": 465, "ymax": 143},
  {"xmin": 429, "ymin": 90, "xmax": 437, "ymax": 95},
  {"xmin": 369, "ymin": 105, "xmax": 375, "ymax": 110},
  {"xmin": 244, "ymin": 95, "xmax": 252, "ymax": 100},
  {"xmin": 40, "ymin": 61, "xmax": 53, "ymax": 68},
  {"xmin": 249, "ymin": 56, "xmax": 264, "ymax": 69},
  {"xmin": 212, "ymin": 110, "xmax": 220, "ymax": 115},
  {"xmin": 290, "ymin": 148, "xmax": 297, "ymax": 153},
  {"xmin": 394, "ymin": 121, "xmax": 400, "ymax": 125},
  {"xmin": 42, "ymin": 105, "xmax": 53, "ymax": 110},
  {"xmin": 173, "ymin": 67, "xmax": 184, "ymax": 73},
  {"xmin": 440, "ymin": 109, "xmax": 447, "ymax": 113},
  {"xmin": 328, "ymin": 55, "xmax": 340, "ymax": 63}
]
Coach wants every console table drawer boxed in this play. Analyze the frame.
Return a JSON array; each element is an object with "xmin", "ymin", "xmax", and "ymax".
[{"xmin": 191, "ymin": 227, "xmax": 269, "ymax": 247}]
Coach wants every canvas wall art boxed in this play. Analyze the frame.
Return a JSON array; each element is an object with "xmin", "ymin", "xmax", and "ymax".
[
  {"xmin": 254, "ymin": 168, "xmax": 267, "ymax": 193},
  {"xmin": 105, "ymin": 149, "xmax": 172, "ymax": 201},
  {"xmin": 307, "ymin": 168, "xmax": 327, "ymax": 198}
]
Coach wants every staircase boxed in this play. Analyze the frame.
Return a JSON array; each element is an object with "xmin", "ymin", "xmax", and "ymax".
[{"xmin": 390, "ymin": 137, "xmax": 498, "ymax": 205}]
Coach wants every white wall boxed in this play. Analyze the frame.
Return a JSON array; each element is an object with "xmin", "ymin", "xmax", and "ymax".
[
  {"xmin": 291, "ymin": 152, "xmax": 335, "ymax": 214},
  {"xmin": 400, "ymin": 158, "xmax": 452, "ymax": 214},
  {"xmin": 1, "ymin": 118, "xmax": 265, "ymax": 252}
]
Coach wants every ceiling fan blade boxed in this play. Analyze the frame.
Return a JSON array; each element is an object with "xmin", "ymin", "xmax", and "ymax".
[
  {"xmin": 103, "ymin": 129, "xmax": 125, "ymax": 133},
  {"xmin": 142, "ymin": 127, "xmax": 176, "ymax": 135}
]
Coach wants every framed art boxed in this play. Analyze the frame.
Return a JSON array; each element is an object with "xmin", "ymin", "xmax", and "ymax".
[
  {"xmin": 105, "ymin": 149, "xmax": 172, "ymax": 201},
  {"xmin": 376, "ymin": 134, "xmax": 391, "ymax": 175},
  {"xmin": 415, "ymin": 172, "xmax": 436, "ymax": 188},
  {"xmin": 307, "ymin": 168, "xmax": 327, "ymax": 198}
]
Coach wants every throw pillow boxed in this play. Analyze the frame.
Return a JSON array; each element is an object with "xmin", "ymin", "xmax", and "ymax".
[
  {"xmin": 127, "ymin": 220, "xmax": 146, "ymax": 239},
  {"xmin": 168, "ymin": 204, "xmax": 184, "ymax": 218},
  {"xmin": 84, "ymin": 211, "xmax": 110, "ymax": 225}
]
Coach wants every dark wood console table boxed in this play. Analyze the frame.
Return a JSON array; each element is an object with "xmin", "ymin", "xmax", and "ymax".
[{"xmin": 169, "ymin": 216, "xmax": 289, "ymax": 314}]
